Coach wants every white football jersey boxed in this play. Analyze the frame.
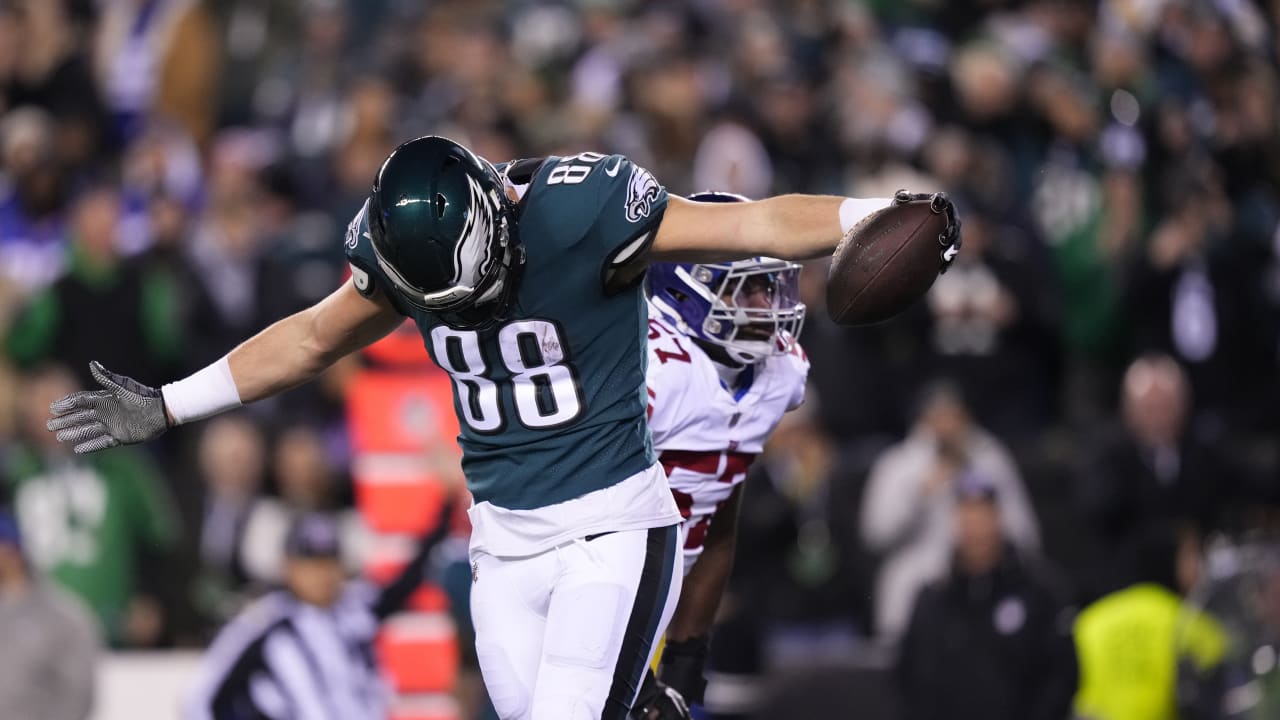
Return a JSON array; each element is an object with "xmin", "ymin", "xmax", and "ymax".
[{"xmin": 645, "ymin": 310, "xmax": 809, "ymax": 569}]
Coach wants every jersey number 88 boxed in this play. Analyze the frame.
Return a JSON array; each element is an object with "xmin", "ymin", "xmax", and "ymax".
[{"xmin": 430, "ymin": 320, "xmax": 585, "ymax": 433}]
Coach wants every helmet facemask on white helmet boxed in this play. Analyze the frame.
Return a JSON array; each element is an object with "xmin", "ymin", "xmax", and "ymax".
[{"xmin": 670, "ymin": 258, "xmax": 806, "ymax": 365}]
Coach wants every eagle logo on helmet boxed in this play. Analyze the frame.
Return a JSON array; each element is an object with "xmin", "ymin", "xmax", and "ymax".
[{"xmin": 345, "ymin": 201, "xmax": 368, "ymax": 250}]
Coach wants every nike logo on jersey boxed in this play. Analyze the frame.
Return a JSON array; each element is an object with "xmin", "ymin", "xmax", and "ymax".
[{"xmin": 604, "ymin": 157, "xmax": 624, "ymax": 177}]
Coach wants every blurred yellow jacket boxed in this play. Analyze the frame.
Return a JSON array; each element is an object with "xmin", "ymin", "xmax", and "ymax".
[{"xmin": 1073, "ymin": 583, "xmax": 1228, "ymax": 720}]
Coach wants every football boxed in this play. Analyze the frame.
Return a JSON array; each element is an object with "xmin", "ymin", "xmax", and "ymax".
[{"xmin": 826, "ymin": 199, "xmax": 950, "ymax": 326}]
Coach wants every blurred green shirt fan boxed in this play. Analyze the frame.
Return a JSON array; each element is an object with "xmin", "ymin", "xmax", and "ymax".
[{"xmin": 3, "ymin": 445, "xmax": 179, "ymax": 645}]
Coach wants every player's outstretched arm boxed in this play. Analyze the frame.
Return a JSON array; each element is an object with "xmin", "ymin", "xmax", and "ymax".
[
  {"xmin": 224, "ymin": 281, "xmax": 401, "ymax": 404},
  {"xmin": 650, "ymin": 192, "xmax": 960, "ymax": 267},
  {"xmin": 47, "ymin": 282, "xmax": 401, "ymax": 453},
  {"xmin": 650, "ymin": 194, "xmax": 889, "ymax": 262}
]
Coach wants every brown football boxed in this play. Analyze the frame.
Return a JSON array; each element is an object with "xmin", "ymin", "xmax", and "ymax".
[{"xmin": 826, "ymin": 199, "xmax": 948, "ymax": 326}]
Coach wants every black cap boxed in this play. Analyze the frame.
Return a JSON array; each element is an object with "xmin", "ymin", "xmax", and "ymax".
[{"xmin": 285, "ymin": 513, "xmax": 341, "ymax": 558}]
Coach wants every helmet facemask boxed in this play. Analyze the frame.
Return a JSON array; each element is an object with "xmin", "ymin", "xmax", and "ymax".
[{"xmin": 651, "ymin": 258, "xmax": 806, "ymax": 364}]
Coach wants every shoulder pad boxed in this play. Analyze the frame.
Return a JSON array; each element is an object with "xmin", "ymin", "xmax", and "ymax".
[
  {"xmin": 503, "ymin": 157, "xmax": 546, "ymax": 186},
  {"xmin": 343, "ymin": 199, "xmax": 405, "ymax": 314}
]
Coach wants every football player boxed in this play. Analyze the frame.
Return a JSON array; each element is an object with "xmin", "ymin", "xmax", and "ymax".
[
  {"xmin": 46, "ymin": 136, "xmax": 960, "ymax": 720},
  {"xmin": 634, "ymin": 193, "xmax": 810, "ymax": 719}
]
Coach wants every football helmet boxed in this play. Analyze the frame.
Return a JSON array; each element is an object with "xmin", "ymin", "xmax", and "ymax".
[
  {"xmin": 646, "ymin": 192, "xmax": 806, "ymax": 364},
  {"xmin": 367, "ymin": 135, "xmax": 523, "ymax": 330}
]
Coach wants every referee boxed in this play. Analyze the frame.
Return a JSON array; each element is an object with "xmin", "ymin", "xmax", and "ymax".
[{"xmin": 184, "ymin": 506, "xmax": 451, "ymax": 720}]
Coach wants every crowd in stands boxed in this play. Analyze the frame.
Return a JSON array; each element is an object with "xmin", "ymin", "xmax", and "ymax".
[{"xmin": 1, "ymin": 0, "xmax": 1278, "ymax": 718}]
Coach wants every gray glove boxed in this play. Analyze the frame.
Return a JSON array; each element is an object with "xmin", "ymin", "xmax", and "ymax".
[{"xmin": 47, "ymin": 361, "xmax": 169, "ymax": 454}]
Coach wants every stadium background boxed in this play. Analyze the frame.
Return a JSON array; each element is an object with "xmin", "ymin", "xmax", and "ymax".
[{"xmin": 0, "ymin": 0, "xmax": 1278, "ymax": 718}]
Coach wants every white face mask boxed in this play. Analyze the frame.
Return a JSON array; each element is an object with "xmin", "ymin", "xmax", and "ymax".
[{"xmin": 696, "ymin": 259, "xmax": 807, "ymax": 363}]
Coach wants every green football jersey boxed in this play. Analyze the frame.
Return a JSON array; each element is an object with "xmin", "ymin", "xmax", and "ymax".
[{"xmin": 346, "ymin": 153, "xmax": 669, "ymax": 511}]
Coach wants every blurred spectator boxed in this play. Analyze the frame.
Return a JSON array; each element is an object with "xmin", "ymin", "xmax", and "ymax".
[
  {"xmin": 1072, "ymin": 527, "xmax": 1228, "ymax": 720},
  {"xmin": 1024, "ymin": 59, "xmax": 1139, "ymax": 421},
  {"xmin": 734, "ymin": 399, "xmax": 874, "ymax": 640},
  {"xmin": 0, "ymin": 508, "xmax": 99, "ymax": 720},
  {"xmin": 209, "ymin": 0, "xmax": 302, "ymax": 128},
  {"xmin": 5, "ymin": 183, "xmax": 184, "ymax": 388},
  {"xmin": 1174, "ymin": 541, "xmax": 1280, "ymax": 720},
  {"xmin": 184, "ymin": 509, "xmax": 449, "ymax": 720},
  {"xmin": 691, "ymin": 116, "xmax": 773, "ymax": 199},
  {"xmin": 0, "ymin": 107, "xmax": 70, "ymax": 294},
  {"xmin": 1076, "ymin": 354, "xmax": 1241, "ymax": 596},
  {"xmin": 95, "ymin": 0, "xmax": 220, "ymax": 147},
  {"xmin": 0, "ymin": 0, "xmax": 108, "ymax": 169},
  {"xmin": 896, "ymin": 473, "xmax": 1077, "ymax": 720},
  {"xmin": 920, "ymin": 195, "xmax": 1062, "ymax": 440},
  {"xmin": 751, "ymin": 66, "xmax": 842, "ymax": 195},
  {"xmin": 183, "ymin": 130, "xmax": 274, "ymax": 354},
  {"xmin": 190, "ymin": 413, "xmax": 269, "ymax": 627},
  {"xmin": 249, "ymin": 0, "xmax": 381, "ymax": 217},
  {"xmin": 861, "ymin": 382, "xmax": 1040, "ymax": 641},
  {"xmin": 1125, "ymin": 167, "xmax": 1277, "ymax": 432},
  {"xmin": 2, "ymin": 364, "xmax": 179, "ymax": 647},
  {"xmin": 240, "ymin": 424, "xmax": 369, "ymax": 585},
  {"xmin": 117, "ymin": 119, "xmax": 204, "ymax": 255},
  {"xmin": 329, "ymin": 77, "xmax": 398, "ymax": 214},
  {"xmin": 707, "ymin": 397, "xmax": 873, "ymax": 719}
]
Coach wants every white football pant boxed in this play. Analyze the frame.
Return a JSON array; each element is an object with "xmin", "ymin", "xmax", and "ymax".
[{"xmin": 470, "ymin": 525, "xmax": 683, "ymax": 720}]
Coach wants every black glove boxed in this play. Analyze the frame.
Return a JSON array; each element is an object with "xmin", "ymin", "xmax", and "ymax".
[
  {"xmin": 657, "ymin": 635, "xmax": 709, "ymax": 705},
  {"xmin": 47, "ymin": 361, "xmax": 169, "ymax": 454},
  {"xmin": 631, "ymin": 669, "xmax": 692, "ymax": 720},
  {"xmin": 894, "ymin": 189, "xmax": 962, "ymax": 272}
]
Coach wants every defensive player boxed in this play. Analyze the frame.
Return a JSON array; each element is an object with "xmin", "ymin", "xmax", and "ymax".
[
  {"xmin": 46, "ymin": 136, "xmax": 960, "ymax": 720},
  {"xmin": 635, "ymin": 194, "xmax": 810, "ymax": 717}
]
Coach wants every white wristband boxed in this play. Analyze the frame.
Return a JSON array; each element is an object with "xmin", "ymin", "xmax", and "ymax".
[
  {"xmin": 839, "ymin": 197, "xmax": 893, "ymax": 235},
  {"xmin": 161, "ymin": 355, "xmax": 243, "ymax": 425}
]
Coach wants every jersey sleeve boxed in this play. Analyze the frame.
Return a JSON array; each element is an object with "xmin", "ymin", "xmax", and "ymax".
[
  {"xmin": 644, "ymin": 317, "xmax": 690, "ymax": 450},
  {"xmin": 343, "ymin": 199, "xmax": 408, "ymax": 315},
  {"xmin": 570, "ymin": 154, "xmax": 669, "ymax": 292}
]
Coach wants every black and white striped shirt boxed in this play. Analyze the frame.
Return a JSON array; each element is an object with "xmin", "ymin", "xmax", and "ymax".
[{"xmin": 184, "ymin": 585, "xmax": 388, "ymax": 720}]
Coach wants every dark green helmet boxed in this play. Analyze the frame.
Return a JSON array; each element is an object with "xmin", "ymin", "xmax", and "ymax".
[{"xmin": 367, "ymin": 135, "xmax": 523, "ymax": 330}]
